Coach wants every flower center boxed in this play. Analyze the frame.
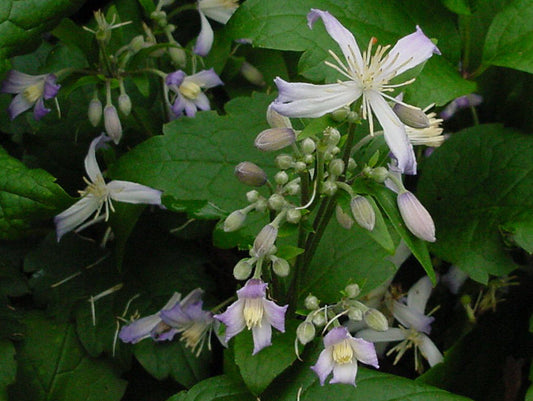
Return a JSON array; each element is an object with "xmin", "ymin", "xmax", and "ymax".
[
  {"xmin": 243, "ymin": 298, "xmax": 264, "ymax": 329},
  {"xmin": 179, "ymin": 81, "xmax": 201, "ymax": 100},
  {"xmin": 181, "ymin": 321, "xmax": 208, "ymax": 350},
  {"xmin": 332, "ymin": 339, "xmax": 354, "ymax": 364},
  {"xmin": 23, "ymin": 82, "xmax": 45, "ymax": 103},
  {"xmin": 80, "ymin": 175, "xmax": 114, "ymax": 220}
]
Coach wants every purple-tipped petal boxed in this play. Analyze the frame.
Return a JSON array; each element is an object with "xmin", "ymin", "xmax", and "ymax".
[
  {"xmin": 189, "ymin": 68, "xmax": 223, "ymax": 89},
  {"xmin": 252, "ymin": 320, "xmax": 272, "ymax": 354},
  {"xmin": 43, "ymin": 74, "xmax": 60, "ymax": 99},
  {"xmin": 311, "ymin": 348, "xmax": 335, "ymax": 385},
  {"xmin": 262, "ymin": 299, "xmax": 288, "ymax": 333},
  {"xmin": 237, "ymin": 279, "xmax": 267, "ymax": 299},
  {"xmin": 194, "ymin": 11, "xmax": 214, "ymax": 56},
  {"xmin": 107, "ymin": 180, "xmax": 162, "ymax": 205},
  {"xmin": 119, "ymin": 314, "xmax": 161, "ymax": 343},
  {"xmin": 418, "ymin": 334, "xmax": 443, "ymax": 366},
  {"xmin": 33, "ymin": 97, "xmax": 51, "ymax": 120},
  {"xmin": 214, "ymin": 299, "xmax": 245, "ymax": 342},
  {"xmin": 7, "ymin": 93, "xmax": 34, "ymax": 120},
  {"xmin": 330, "ymin": 361, "xmax": 358, "ymax": 385},
  {"xmin": 323, "ymin": 326, "xmax": 350, "ymax": 348},
  {"xmin": 407, "ymin": 276, "xmax": 433, "ymax": 314},
  {"xmin": 350, "ymin": 337, "xmax": 379, "ymax": 369},
  {"xmin": 54, "ymin": 195, "xmax": 100, "ymax": 241},
  {"xmin": 166, "ymin": 70, "xmax": 186, "ymax": 87}
]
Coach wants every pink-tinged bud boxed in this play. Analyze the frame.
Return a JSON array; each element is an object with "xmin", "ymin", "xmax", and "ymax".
[
  {"xmin": 240, "ymin": 61, "xmax": 265, "ymax": 87},
  {"xmin": 104, "ymin": 104, "xmax": 122, "ymax": 144},
  {"xmin": 397, "ymin": 191, "xmax": 436, "ymax": 242},
  {"xmin": 252, "ymin": 224, "xmax": 278, "ymax": 257},
  {"xmin": 88, "ymin": 98, "xmax": 103, "ymax": 127},
  {"xmin": 350, "ymin": 196, "xmax": 375, "ymax": 231},
  {"xmin": 255, "ymin": 128, "xmax": 296, "ymax": 151},
  {"xmin": 234, "ymin": 162, "xmax": 267, "ymax": 187}
]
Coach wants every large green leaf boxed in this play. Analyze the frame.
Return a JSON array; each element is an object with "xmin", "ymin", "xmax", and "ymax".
[
  {"xmin": 418, "ymin": 124, "xmax": 533, "ymax": 283},
  {"xmin": 167, "ymin": 375, "xmax": 255, "ymax": 401},
  {"xmin": 482, "ymin": 0, "xmax": 533, "ymax": 73},
  {"xmin": 0, "ymin": 339, "xmax": 16, "ymax": 401},
  {"xmin": 8, "ymin": 312, "xmax": 127, "ymax": 401},
  {"xmin": 0, "ymin": 0, "xmax": 86, "ymax": 58},
  {"xmin": 0, "ymin": 146, "xmax": 71, "ymax": 239}
]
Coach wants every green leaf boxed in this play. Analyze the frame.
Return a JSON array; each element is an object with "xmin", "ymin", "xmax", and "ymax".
[
  {"xmin": 0, "ymin": 145, "xmax": 71, "ymax": 239},
  {"xmin": 0, "ymin": 339, "xmax": 16, "ymax": 401},
  {"xmin": 233, "ymin": 320, "xmax": 299, "ymax": 395},
  {"xmin": 500, "ymin": 211, "xmax": 533, "ymax": 253},
  {"xmin": 0, "ymin": 0, "xmax": 86, "ymax": 59},
  {"xmin": 418, "ymin": 124, "xmax": 533, "ymax": 283},
  {"xmin": 441, "ymin": 0, "xmax": 473, "ymax": 14},
  {"xmin": 482, "ymin": 0, "xmax": 533, "ymax": 73},
  {"xmin": 8, "ymin": 312, "xmax": 127, "ymax": 401},
  {"xmin": 108, "ymin": 93, "xmax": 277, "ymax": 214},
  {"xmin": 167, "ymin": 375, "xmax": 255, "ymax": 401}
]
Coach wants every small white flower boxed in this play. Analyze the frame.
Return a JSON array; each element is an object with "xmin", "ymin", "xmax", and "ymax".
[{"xmin": 195, "ymin": 0, "xmax": 239, "ymax": 56}]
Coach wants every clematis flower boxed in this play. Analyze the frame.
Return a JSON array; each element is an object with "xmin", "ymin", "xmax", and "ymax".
[
  {"xmin": 311, "ymin": 327, "xmax": 379, "ymax": 386},
  {"xmin": 1, "ymin": 70, "xmax": 60, "ymax": 120},
  {"xmin": 194, "ymin": 0, "xmax": 239, "ymax": 56},
  {"xmin": 271, "ymin": 9, "xmax": 440, "ymax": 174},
  {"xmin": 214, "ymin": 279, "xmax": 288, "ymax": 354},
  {"xmin": 165, "ymin": 69, "xmax": 223, "ymax": 117},
  {"xmin": 54, "ymin": 134, "xmax": 162, "ymax": 241},
  {"xmin": 357, "ymin": 276, "xmax": 443, "ymax": 371}
]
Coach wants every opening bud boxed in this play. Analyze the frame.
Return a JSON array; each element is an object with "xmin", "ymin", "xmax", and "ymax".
[
  {"xmin": 223, "ymin": 210, "xmax": 246, "ymax": 232},
  {"xmin": 118, "ymin": 93, "xmax": 132, "ymax": 116},
  {"xmin": 274, "ymin": 171, "xmax": 289, "ymax": 185},
  {"xmin": 393, "ymin": 103, "xmax": 430, "ymax": 128},
  {"xmin": 328, "ymin": 159, "xmax": 345, "ymax": 177},
  {"xmin": 88, "ymin": 98, "xmax": 103, "ymax": 127},
  {"xmin": 345, "ymin": 283, "xmax": 360, "ymax": 298},
  {"xmin": 233, "ymin": 258, "xmax": 254, "ymax": 280},
  {"xmin": 350, "ymin": 196, "xmax": 375, "ymax": 231},
  {"xmin": 240, "ymin": 61, "xmax": 265, "ymax": 87},
  {"xmin": 304, "ymin": 294, "xmax": 320, "ymax": 310},
  {"xmin": 104, "ymin": 104, "xmax": 122, "ymax": 144},
  {"xmin": 234, "ymin": 162, "xmax": 268, "ymax": 187},
  {"xmin": 296, "ymin": 321, "xmax": 316, "ymax": 345},
  {"xmin": 272, "ymin": 256, "xmax": 290, "ymax": 277},
  {"xmin": 301, "ymin": 138, "xmax": 316, "ymax": 154},
  {"xmin": 268, "ymin": 194, "xmax": 285, "ymax": 211},
  {"xmin": 397, "ymin": 191, "xmax": 436, "ymax": 242},
  {"xmin": 255, "ymin": 128, "xmax": 296, "ymax": 151},
  {"xmin": 275, "ymin": 154, "xmax": 293, "ymax": 170},
  {"xmin": 335, "ymin": 205, "xmax": 354, "ymax": 230},
  {"xmin": 286, "ymin": 208, "xmax": 301, "ymax": 224},
  {"xmin": 252, "ymin": 224, "xmax": 278, "ymax": 257},
  {"xmin": 266, "ymin": 104, "xmax": 291, "ymax": 128},
  {"xmin": 364, "ymin": 308, "xmax": 389, "ymax": 332}
]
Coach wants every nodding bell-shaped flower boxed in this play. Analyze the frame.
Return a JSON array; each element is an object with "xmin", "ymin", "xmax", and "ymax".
[
  {"xmin": 271, "ymin": 9, "xmax": 440, "ymax": 174},
  {"xmin": 165, "ymin": 69, "xmax": 223, "ymax": 117},
  {"xmin": 54, "ymin": 134, "xmax": 162, "ymax": 241},
  {"xmin": 397, "ymin": 190, "xmax": 436, "ymax": 242},
  {"xmin": 195, "ymin": 0, "xmax": 239, "ymax": 56},
  {"xmin": 311, "ymin": 327, "xmax": 379, "ymax": 386},
  {"xmin": 1, "ymin": 70, "xmax": 60, "ymax": 120},
  {"xmin": 214, "ymin": 279, "xmax": 288, "ymax": 354}
]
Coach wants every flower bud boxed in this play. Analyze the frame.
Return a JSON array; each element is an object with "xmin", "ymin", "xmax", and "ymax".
[
  {"xmin": 118, "ymin": 93, "xmax": 132, "ymax": 116},
  {"xmin": 335, "ymin": 205, "xmax": 354, "ymax": 230},
  {"xmin": 246, "ymin": 190, "xmax": 260, "ymax": 203},
  {"xmin": 345, "ymin": 283, "xmax": 360, "ymax": 298},
  {"xmin": 268, "ymin": 194, "xmax": 285, "ymax": 211},
  {"xmin": 367, "ymin": 167, "xmax": 388, "ymax": 183},
  {"xmin": 350, "ymin": 196, "xmax": 375, "ymax": 231},
  {"xmin": 364, "ymin": 308, "xmax": 389, "ymax": 331},
  {"xmin": 223, "ymin": 210, "xmax": 246, "ymax": 232},
  {"xmin": 323, "ymin": 127, "xmax": 341, "ymax": 146},
  {"xmin": 285, "ymin": 182, "xmax": 300, "ymax": 196},
  {"xmin": 347, "ymin": 158, "xmax": 357, "ymax": 171},
  {"xmin": 329, "ymin": 159, "xmax": 345, "ymax": 177},
  {"xmin": 331, "ymin": 106, "xmax": 349, "ymax": 122},
  {"xmin": 275, "ymin": 154, "xmax": 293, "ymax": 170},
  {"xmin": 266, "ymin": 104, "xmax": 291, "ymax": 128},
  {"xmin": 393, "ymin": 103, "xmax": 430, "ymax": 128},
  {"xmin": 304, "ymin": 154, "xmax": 314, "ymax": 164},
  {"xmin": 129, "ymin": 35, "xmax": 145, "ymax": 53},
  {"xmin": 240, "ymin": 61, "xmax": 265, "ymax": 87},
  {"xmin": 348, "ymin": 307, "xmax": 363, "ymax": 321},
  {"xmin": 296, "ymin": 321, "xmax": 316, "ymax": 345},
  {"xmin": 255, "ymin": 198, "xmax": 267, "ymax": 213},
  {"xmin": 321, "ymin": 180, "xmax": 337, "ymax": 196},
  {"xmin": 234, "ymin": 162, "xmax": 267, "ymax": 187},
  {"xmin": 104, "ymin": 104, "xmax": 122, "ymax": 144},
  {"xmin": 233, "ymin": 258, "xmax": 253, "ymax": 280},
  {"xmin": 304, "ymin": 294, "xmax": 320, "ymax": 310},
  {"xmin": 255, "ymin": 128, "xmax": 296, "ymax": 151},
  {"xmin": 275, "ymin": 171, "xmax": 289, "ymax": 185},
  {"xmin": 88, "ymin": 98, "xmax": 102, "ymax": 127},
  {"xmin": 312, "ymin": 312, "xmax": 326, "ymax": 327},
  {"xmin": 294, "ymin": 161, "xmax": 307, "ymax": 173},
  {"xmin": 397, "ymin": 191, "xmax": 436, "ymax": 242},
  {"xmin": 286, "ymin": 208, "xmax": 301, "ymax": 224},
  {"xmin": 301, "ymin": 138, "xmax": 316, "ymax": 154},
  {"xmin": 169, "ymin": 46, "xmax": 187, "ymax": 67},
  {"xmin": 272, "ymin": 257, "xmax": 290, "ymax": 277},
  {"xmin": 252, "ymin": 224, "xmax": 278, "ymax": 257}
]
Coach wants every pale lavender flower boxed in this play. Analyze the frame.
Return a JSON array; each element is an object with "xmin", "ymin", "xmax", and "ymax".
[
  {"xmin": 357, "ymin": 276, "xmax": 443, "ymax": 370},
  {"xmin": 195, "ymin": 0, "xmax": 239, "ymax": 56},
  {"xmin": 271, "ymin": 9, "xmax": 440, "ymax": 175},
  {"xmin": 54, "ymin": 134, "xmax": 162, "ymax": 241},
  {"xmin": 166, "ymin": 69, "xmax": 223, "ymax": 117},
  {"xmin": 1, "ymin": 70, "xmax": 60, "ymax": 120},
  {"xmin": 311, "ymin": 327, "xmax": 379, "ymax": 386},
  {"xmin": 214, "ymin": 279, "xmax": 288, "ymax": 354}
]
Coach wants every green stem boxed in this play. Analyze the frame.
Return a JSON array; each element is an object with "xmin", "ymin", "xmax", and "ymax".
[{"xmin": 470, "ymin": 104, "xmax": 480, "ymax": 126}]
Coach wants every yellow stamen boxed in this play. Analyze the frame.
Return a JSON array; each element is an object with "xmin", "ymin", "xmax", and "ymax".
[
  {"xmin": 243, "ymin": 298, "xmax": 264, "ymax": 329},
  {"xmin": 179, "ymin": 81, "xmax": 201, "ymax": 100},
  {"xmin": 23, "ymin": 82, "xmax": 44, "ymax": 103},
  {"xmin": 332, "ymin": 339, "xmax": 354, "ymax": 364}
]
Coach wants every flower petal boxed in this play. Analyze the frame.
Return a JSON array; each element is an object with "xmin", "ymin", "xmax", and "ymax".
[
  {"xmin": 272, "ymin": 78, "xmax": 361, "ymax": 118},
  {"xmin": 193, "ymin": 92, "xmax": 211, "ymax": 111},
  {"xmin": 33, "ymin": 97, "xmax": 50, "ymax": 120},
  {"xmin": 43, "ymin": 74, "xmax": 60, "ymax": 99},
  {"xmin": 84, "ymin": 134, "xmax": 109, "ymax": 182},
  {"xmin": 54, "ymin": 195, "xmax": 100, "ymax": 241},
  {"xmin": 262, "ymin": 299, "xmax": 288, "ymax": 333},
  {"xmin": 188, "ymin": 68, "xmax": 224, "ymax": 89},
  {"xmin": 252, "ymin": 319, "xmax": 272, "ymax": 354},
  {"xmin": 350, "ymin": 337, "xmax": 380, "ymax": 368},
  {"xmin": 194, "ymin": 11, "xmax": 214, "ymax": 57},
  {"xmin": 366, "ymin": 89, "xmax": 417, "ymax": 174},
  {"xmin": 392, "ymin": 301, "xmax": 434, "ymax": 334},
  {"xmin": 166, "ymin": 70, "xmax": 186, "ymax": 87},
  {"xmin": 0, "ymin": 70, "xmax": 42, "ymax": 93},
  {"xmin": 119, "ymin": 314, "xmax": 161, "ymax": 343},
  {"xmin": 323, "ymin": 326, "xmax": 350, "ymax": 347},
  {"xmin": 214, "ymin": 299, "xmax": 245, "ymax": 342},
  {"xmin": 330, "ymin": 361, "xmax": 358, "ymax": 385},
  {"xmin": 311, "ymin": 348, "xmax": 335, "ymax": 385},
  {"xmin": 357, "ymin": 327, "xmax": 406, "ymax": 343},
  {"xmin": 407, "ymin": 276, "xmax": 433, "ymax": 314},
  {"xmin": 7, "ymin": 93, "xmax": 34, "ymax": 120},
  {"xmin": 237, "ymin": 279, "xmax": 267, "ymax": 299},
  {"xmin": 107, "ymin": 180, "xmax": 162, "ymax": 205},
  {"xmin": 184, "ymin": 100, "xmax": 198, "ymax": 117},
  {"xmin": 418, "ymin": 334, "xmax": 444, "ymax": 367},
  {"xmin": 198, "ymin": 0, "xmax": 237, "ymax": 24},
  {"xmin": 307, "ymin": 9, "xmax": 364, "ymax": 72},
  {"xmin": 179, "ymin": 288, "xmax": 204, "ymax": 308}
]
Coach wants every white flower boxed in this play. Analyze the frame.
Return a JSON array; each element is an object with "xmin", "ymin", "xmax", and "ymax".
[
  {"xmin": 194, "ymin": 0, "xmax": 239, "ymax": 56},
  {"xmin": 271, "ymin": 9, "xmax": 440, "ymax": 175},
  {"xmin": 54, "ymin": 134, "xmax": 162, "ymax": 240}
]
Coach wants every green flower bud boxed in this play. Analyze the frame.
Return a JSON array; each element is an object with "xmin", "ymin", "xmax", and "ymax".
[
  {"xmin": 118, "ymin": 93, "xmax": 132, "ymax": 116},
  {"xmin": 350, "ymin": 196, "xmax": 375, "ymax": 231},
  {"xmin": 301, "ymin": 138, "xmax": 316, "ymax": 154},
  {"xmin": 312, "ymin": 311, "xmax": 326, "ymax": 327},
  {"xmin": 323, "ymin": 127, "xmax": 341, "ymax": 146},
  {"xmin": 393, "ymin": 103, "xmax": 430, "ymax": 128},
  {"xmin": 331, "ymin": 106, "xmax": 349, "ymax": 122},
  {"xmin": 252, "ymin": 224, "xmax": 278, "ymax": 257},
  {"xmin": 345, "ymin": 283, "xmax": 361, "ymax": 298},
  {"xmin": 329, "ymin": 159, "xmax": 345, "ymax": 177},
  {"xmin": 234, "ymin": 162, "xmax": 268, "ymax": 187},
  {"xmin": 304, "ymin": 154, "xmax": 314, "ymax": 164},
  {"xmin": 275, "ymin": 171, "xmax": 289, "ymax": 185},
  {"xmin": 246, "ymin": 190, "xmax": 260, "ymax": 203},
  {"xmin": 129, "ymin": 35, "xmax": 145, "ymax": 53},
  {"xmin": 272, "ymin": 256, "xmax": 290, "ymax": 277},
  {"xmin": 368, "ymin": 167, "xmax": 389, "ymax": 183},
  {"xmin": 275, "ymin": 154, "xmax": 294, "ymax": 170},
  {"xmin": 304, "ymin": 294, "xmax": 320, "ymax": 310},
  {"xmin": 347, "ymin": 158, "xmax": 357, "ymax": 171},
  {"xmin": 233, "ymin": 258, "xmax": 253, "ymax": 280},
  {"xmin": 268, "ymin": 194, "xmax": 285, "ymax": 211},
  {"xmin": 294, "ymin": 161, "xmax": 307, "ymax": 172},
  {"xmin": 335, "ymin": 205, "xmax": 354, "ymax": 230},
  {"xmin": 286, "ymin": 208, "xmax": 301, "ymax": 224},
  {"xmin": 348, "ymin": 307, "xmax": 363, "ymax": 321},
  {"xmin": 285, "ymin": 181, "xmax": 300, "ymax": 196},
  {"xmin": 364, "ymin": 308, "xmax": 389, "ymax": 331},
  {"xmin": 255, "ymin": 128, "xmax": 296, "ymax": 151},
  {"xmin": 296, "ymin": 321, "xmax": 316, "ymax": 345},
  {"xmin": 88, "ymin": 98, "xmax": 102, "ymax": 127},
  {"xmin": 321, "ymin": 180, "xmax": 337, "ymax": 196},
  {"xmin": 224, "ymin": 210, "xmax": 246, "ymax": 232},
  {"xmin": 255, "ymin": 199, "xmax": 268, "ymax": 213},
  {"xmin": 240, "ymin": 61, "xmax": 265, "ymax": 87},
  {"xmin": 169, "ymin": 47, "xmax": 186, "ymax": 67}
]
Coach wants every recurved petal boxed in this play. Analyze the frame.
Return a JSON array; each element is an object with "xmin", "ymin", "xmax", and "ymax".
[
  {"xmin": 350, "ymin": 337, "xmax": 379, "ymax": 368},
  {"xmin": 407, "ymin": 276, "xmax": 433, "ymax": 314},
  {"xmin": 418, "ymin": 334, "xmax": 444, "ymax": 366},
  {"xmin": 214, "ymin": 299, "xmax": 245, "ymax": 342},
  {"xmin": 7, "ymin": 93, "xmax": 34, "ymax": 120},
  {"xmin": 84, "ymin": 134, "xmax": 109, "ymax": 182},
  {"xmin": 107, "ymin": 180, "xmax": 162, "ymax": 205},
  {"xmin": 392, "ymin": 301, "xmax": 434, "ymax": 334},
  {"xmin": 272, "ymin": 78, "xmax": 361, "ymax": 118},
  {"xmin": 311, "ymin": 348, "xmax": 335, "ymax": 385},
  {"xmin": 330, "ymin": 361, "xmax": 358, "ymax": 385},
  {"xmin": 33, "ymin": 97, "xmax": 50, "ymax": 120},
  {"xmin": 366, "ymin": 90, "xmax": 417, "ymax": 175},
  {"xmin": 252, "ymin": 319, "xmax": 272, "ymax": 354},
  {"xmin": 262, "ymin": 299, "xmax": 288, "ymax": 333},
  {"xmin": 194, "ymin": 11, "xmax": 214, "ymax": 57},
  {"xmin": 307, "ymin": 9, "xmax": 364, "ymax": 72},
  {"xmin": 180, "ymin": 288, "xmax": 204, "ymax": 308},
  {"xmin": 119, "ymin": 314, "xmax": 161, "ymax": 343},
  {"xmin": 189, "ymin": 68, "xmax": 223, "ymax": 89},
  {"xmin": 54, "ymin": 195, "xmax": 100, "ymax": 241}
]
